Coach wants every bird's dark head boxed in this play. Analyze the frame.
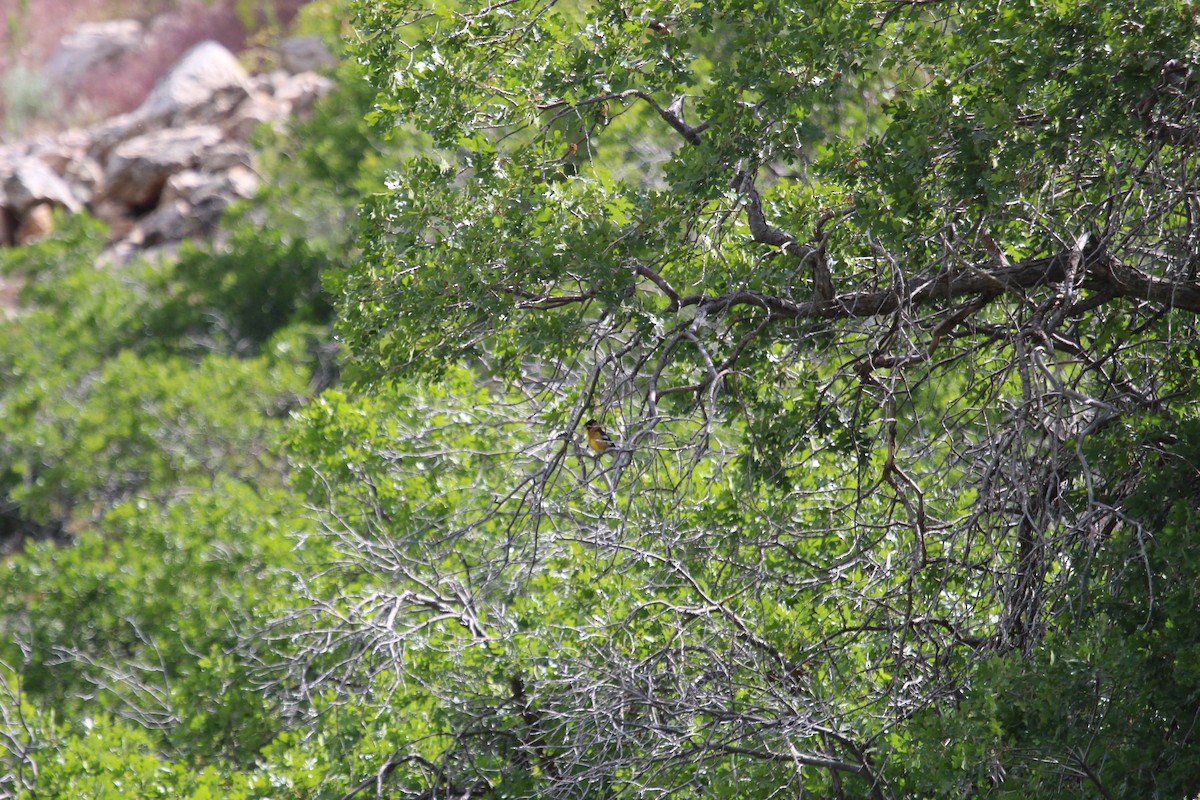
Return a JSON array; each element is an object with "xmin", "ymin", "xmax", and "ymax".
[{"xmin": 584, "ymin": 419, "xmax": 598, "ymax": 429}]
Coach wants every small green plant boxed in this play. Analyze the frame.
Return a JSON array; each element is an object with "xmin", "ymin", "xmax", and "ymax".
[{"xmin": 1, "ymin": 64, "xmax": 60, "ymax": 139}]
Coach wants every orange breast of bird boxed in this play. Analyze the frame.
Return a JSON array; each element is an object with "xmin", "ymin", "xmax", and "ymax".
[{"xmin": 585, "ymin": 422, "xmax": 613, "ymax": 454}]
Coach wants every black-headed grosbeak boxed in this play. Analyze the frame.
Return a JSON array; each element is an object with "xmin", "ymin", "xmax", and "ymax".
[{"xmin": 584, "ymin": 419, "xmax": 616, "ymax": 454}]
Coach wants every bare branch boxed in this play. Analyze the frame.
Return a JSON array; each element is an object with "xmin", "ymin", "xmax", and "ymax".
[{"xmin": 675, "ymin": 246, "xmax": 1200, "ymax": 324}]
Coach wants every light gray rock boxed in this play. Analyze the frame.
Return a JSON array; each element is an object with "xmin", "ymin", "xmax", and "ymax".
[
  {"xmin": 92, "ymin": 198, "xmax": 138, "ymax": 241},
  {"xmin": 1, "ymin": 25, "xmax": 328, "ymax": 255},
  {"xmin": 159, "ymin": 170, "xmax": 210, "ymax": 206},
  {"xmin": 44, "ymin": 20, "xmax": 144, "ymax": 89},
  {"xmin": 140, "ymin": 166, "xmax": 258, "ymax": 245},
  {"xmin": 136, "ymin": 198, "xmax": 203, "ymax": 244},
  {"xmin": 223, "ymin": 164, "xmax": 260, "ymax": 199},
  {"xmin": 225, "ymin": 91, "xmax": 290, "ymax": 140},
  {"xmin": 279, "ymin": 36, "xmax": 336, "ymax": 74},
  {"xmin": 89, "ymin": 41, "xmax": 252, "ymax": 158},
  {"xmin": 201, "ymin": 141, "xmax": 252, "ymax": 172},
  {"xmin": 3, "ymin": 158, "xmax": 82, "ymax": 214},
  {"xmin": 104, "ymin": 125, "xmax": 225, "ymax": 207},
  {"xmin": 60, "ymin": 156, "xmax": 105, "ymax": 206},
  {"xmin": 34, "ymin": 143, "xmax": 104, "ymax": 206},
  {"xmin": 161, "ymin": 165, "xmax": 258, "ymax": 207},
  {"xmin": 136, "ymin": 41, "xmax": 250, "ymax": 122},
  {"xmin": 272, "ymin": 72, "xmax": 334, "ymax": 118}
]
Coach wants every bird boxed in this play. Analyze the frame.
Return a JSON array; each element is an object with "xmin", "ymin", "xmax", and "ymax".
[{"xmin": 584, "ymin": 419, "xmax": 616, "ymax": 455}]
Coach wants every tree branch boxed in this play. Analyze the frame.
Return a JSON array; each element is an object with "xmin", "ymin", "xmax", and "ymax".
[
  {"xmin": 537, "ymin": 90, "xmax": 709, "ymax": 145},
  {"xmin": 634, "ymin": 91, "xmax": 708, "ymax": 145},
  {"xmin": 733, "ymin": 171, "xmax": 833, "ymax": 302},
  {"xmin": 732, "ymin": 171, "xmax": 821, "ymax": 263},
  {"xmin": 705, "ymin": 742, "xmax": 864, "ymax": 773},
  {"xmin": 633, "ymin": 262, "xmax": 682, "ymax": 310},
  {"xmin": 336, "ymin": 754, "xmax": 492, "ymax": 800},
  {"xmin": 677, "ymin": 248, "xmax": 1200, "ymax": 323}
]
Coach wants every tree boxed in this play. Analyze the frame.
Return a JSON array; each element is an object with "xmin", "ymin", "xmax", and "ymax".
[{"xmin": 279, "ymin": 0, "xmax": 1200, "ymax": 796}]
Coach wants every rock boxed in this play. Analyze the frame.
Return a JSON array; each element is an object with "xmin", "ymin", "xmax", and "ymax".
[
  {"xmin": 36, "ymin": 143, "xmax": 83, "ymax": 175},
  {"xmin": 44, "ymin": 20, "xmax": 144, "ymax": 90},
  {"xmin": 60, "ymin": 157, "xmax": 105, "ymax": 206},
  {"xmin": 15, "ymin": 203, "xmax": 55, "ymax": 244},
  {"xmin": 224, "ymin": 165, "xmax": 260, "ymax": 199},
  {"xmin": 139, "ymin": 165, "xmax": 260, "ymax": 245},
  {"xmin": 279, "ymin": 36, "xmax": 336, "ymax": 74},
  {"xmin": 159, "ymin": 170, "xmax": 210, "ymax": 206},
  {"xmin": 88, "ymin": 41, "xmax": 252, "ymax": 158},
  {"xmin": 33, "ymin": 143, "xmax": 105, "ymax": 206},
  {"xmin": 137, "ymin": 198, "xmax": 211, "ymax": 245},
  {"xmin": 161, "ymin": 165, "xmax": 259, "ymax": 207},
  {"xmin": 0, "ymin": 22, "xmax": 331, "ymax": 256},
  {"xmin": 92, "ymin": 199, "xmax": 138, "ymax": 241},
  {"xmin": 104, "ymin": 125, "xmax": 225, "ymax": 207},
  {"xmin": 97, "ymin": 239, "xmax": 142, "ymax": 267},
  {"xmin": 202, "ymin": 141, "xmax": 253, "ymax": 171},
  {"xmin": 272, "ymin": 72, "xmax": 335, "ymax": 118},
  {"xmin": 226, "ymin": 70, "xmax": 334, "ymax": 134},
  {"xmin": 135, "ymin": 41, "xmax": 250, "ymax": 123},
  {"xmin": 225, "ymin": 91, "xmax": 290, "ymax": 140},
  {"xmin": 0, "ymin": 207, "xmax": 12, "ymax": 247},
  {"xmin": 3, "ymin": 158, "xmax": 82, "ymax": 214}
]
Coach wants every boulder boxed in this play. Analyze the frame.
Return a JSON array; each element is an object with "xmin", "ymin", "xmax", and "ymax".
[
  {"xmin": 161, "ymin": 165, "xmax": 259, "ymax": 207},
  {"xmin": 272, "ymin": 72, "xmax": 335, "ymax": 118},
  {"xmin": 1, "ymin": 22, "xmax": 334, "ymax": 256},
  {"xmin": 15, "ymin": 203, "xmax": 55, "ymax": 244},
  {"xmin": 88, "ymin": 40, "xmax": 251, "ymax": 156},
  {"xmin": 139, "ymin": 165, "xmax": 259, "ymax": 245},
  {"xmin": 136, "ymin": 198, "xmax": 218, "ymax": 245},
  {"xmin": 33, "ymin": 142, "xmax": 105, "ymax": 207},
  {"xmin": 3, "ymin": 158, "xmax": 82, "ymax": 214},
  {"xmin": 279, "ymin": 36, "xmax": 336, "ymax": 74},
  {"xmin": 104, "ymin": 125, "xmax": 225, "ymax": 208},
  {"xmin": 44, "ymin": 20, "xmax": 144, "ymax": 90},
  {"xmin": 201, "ymin": 141, "xmax": 253, "ymax": 171},
  {"xmin": 135, "ymin": 41, "xmax": 250, "ymax": 123},
  {"xmin": 60, "ymin": 156, "xmax": 105, "ymax": 206},
  {"xmin": 92, "ymin": 199, "xmax": 138, "ymax": 241},
  {"xmin": 223, "ymin": 165, "xmax": 260, "ymax": 199},
  {"xmin": 159, "ymin": 170, "xmax": 213, "ymax": 207},
  {"xmin": 225, "ymin": 91, "xmax": 290, "ymax": 140}
]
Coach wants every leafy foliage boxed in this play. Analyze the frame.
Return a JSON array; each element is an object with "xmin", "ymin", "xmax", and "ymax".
[
  {"xmin": 4, "ymin": 2, "xmax": 1200, "ymax": 799},
  {"xmin": 0, "ymin": 2, "xmax": 369, "ymax": 792},
  {"xmin": 0, "ymin": 213, "xmax": 316, "ymax": 529},
  {"xmin": 314, "ymin": 0, "xmax": 1200, "ymax": 797}
]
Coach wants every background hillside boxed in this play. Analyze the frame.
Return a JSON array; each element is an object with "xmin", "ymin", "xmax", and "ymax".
[{"xmin": 1, "ymin": 0, "xmax": 314, "ymax": 138}]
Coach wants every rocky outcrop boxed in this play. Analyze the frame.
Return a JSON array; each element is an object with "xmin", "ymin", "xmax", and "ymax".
[
  {"xmin": 0, "ymin": 34, "xmax": 333, "ymax": 252},
  {"xmin": 105, "ymin": 125, "xmax": 230, "ymax": 207},
  {"xmin": 280, "ymin": 35, "xmax": 337, "ymax": 74},
  {"xmin": 4, "ymin": 158, "xmax": 83, "ymax": 214},
  {"xmin": 44, "ymin": 20, "xmax": 145, "ymax": 91}
]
